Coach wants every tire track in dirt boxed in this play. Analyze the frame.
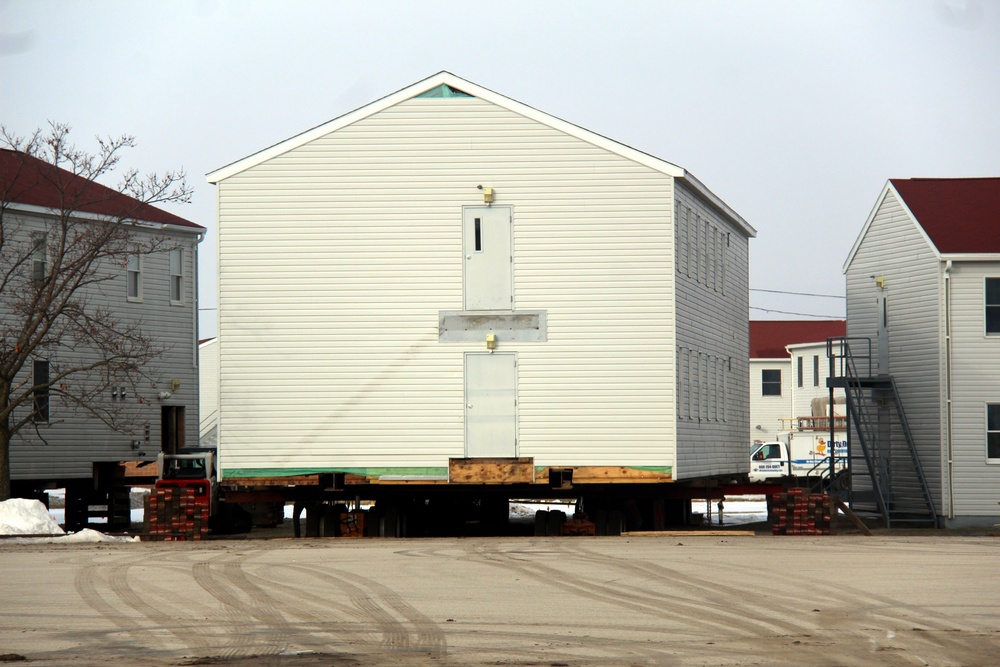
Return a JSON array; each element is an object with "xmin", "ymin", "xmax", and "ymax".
[
  {"xmin": 567, "ymin": 544, "xmax": 996, "ymax": 663},
  {"xmin": 191, "ymin": 552, "xmax": 296, "ymax": 662},
  {"xmin": 242, "ymin": 565, "xmax": 382, "ymax": 652},
  {"xmin": 696, "ymin": 553, "xmax": 991, "ymax": 657},
  {"xmin": 467, "ymin": 542, "xmax": 812, "ymax": 641},
  {"xmin": 74, "ymin": 551, "xmax": 243, "ymax": 659},
  {"xmin": 73, "ymin": 554, "xmax": 155, "ymax": 655},
  {"xmin": 280, "ymin": 562, "xmax": 447, "ymax": 656}
]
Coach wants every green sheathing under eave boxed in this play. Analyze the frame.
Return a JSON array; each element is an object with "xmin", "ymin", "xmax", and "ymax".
[{"xmin": 221, "ymin": 465, "xmax": 672, "ymax": 480}]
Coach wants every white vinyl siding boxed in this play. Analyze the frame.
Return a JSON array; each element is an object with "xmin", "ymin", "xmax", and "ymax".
[
  {"xmin": 749, "ymin": 359, "xmax": 790, "ymax": 442},
  {"xmin": 199, "ymin": 339, "xmax": 219, "ymax": 445},
  {"xmin": 941, "ymin": 261, "xmax": 1000, "ymax": 515},
  {"xmin": 216, "ymin": 97, "xmax": 691, "ymax": 473}
]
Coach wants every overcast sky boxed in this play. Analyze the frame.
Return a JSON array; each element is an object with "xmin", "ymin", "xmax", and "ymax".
[{"xmin": 2, "ymin": 0, "xmax": 998, "ymax": 338}]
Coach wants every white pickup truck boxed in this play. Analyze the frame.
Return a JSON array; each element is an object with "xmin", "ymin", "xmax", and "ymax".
[{"xmin": 749, "ymin": 431, "xmax": 847, "ymax": 483}]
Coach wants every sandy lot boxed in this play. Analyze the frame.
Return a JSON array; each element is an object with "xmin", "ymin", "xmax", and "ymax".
[{"xmin": 1, "ymin": 532, "xmax": 998, "ymax": 666}]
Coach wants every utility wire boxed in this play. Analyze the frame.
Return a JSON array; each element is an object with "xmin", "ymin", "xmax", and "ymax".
[
  {"xmin": 750, "ymin": 288, "xmax": 845, "ymax": 299},
  {"xmin": 750, "ymin": 306, "xmax": 843, "ymax": 319}
]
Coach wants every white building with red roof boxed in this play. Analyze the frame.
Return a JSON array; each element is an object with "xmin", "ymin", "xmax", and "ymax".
[{"xmin": 844, "ymin": 177, "xmax": 1000, "ymax": 527}]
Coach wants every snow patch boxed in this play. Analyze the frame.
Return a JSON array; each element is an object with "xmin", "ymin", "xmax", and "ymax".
[
  {"xmin": 0, "ymin": 498, "xmax": 65, "ymax": 535},
  {"xmin": 0, "ymin": 498, "xmax": 138, "ymax": 543}
]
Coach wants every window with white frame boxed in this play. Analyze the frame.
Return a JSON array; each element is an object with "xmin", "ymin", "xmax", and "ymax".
[
  {"xmin": 762, "ymin": 369, "xmax": 781, "ymax": 397},
  {"xmin": 31, "ymin": 232, "xmax": 47, "ymax": 284},
  {"xmin": 169, "ymin": 248, "xmax": 183, "ymax": 304},
  {"xmin": 987, "ymin": 278, "xmax": 1000, "ymax": 335},
  {"xmin": 813, "ymin": 355, "xmax": 820, "ymax": 387},
  {"xmin": 127, "ymin": 254, "xmax": 142, "ymax": 301},
  {"xmin": 797, "ymin": 357, "xmax": 803, "ymax": 388},
  {"xmin": 988, "ymin": 404, "xmax": 1000, "ymax": 460}
]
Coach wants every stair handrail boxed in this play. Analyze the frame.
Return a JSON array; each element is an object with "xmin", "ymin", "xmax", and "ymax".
[
  {"xmin": 887, "ymin": 377, "xmax": 940, "ymax": 526},
  {"xmin": 827, "ymin": 336, "xmax": 893, "ymax": 522}
]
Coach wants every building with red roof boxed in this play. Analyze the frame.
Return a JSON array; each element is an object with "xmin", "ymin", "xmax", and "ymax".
[
  {"xmin": 2, "ymin": 148, "xmax": 204, "ymax": 529},
  {"xmin": 749, "ymin": 320, "xmax": 846, "ymax": 442},
  {"xmin": 844, "ymin": 177, "xmax": 1000, "ymax": 527}
]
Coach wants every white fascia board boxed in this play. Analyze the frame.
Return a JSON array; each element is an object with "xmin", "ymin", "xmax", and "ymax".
[
  {"xmin": 678, "ymin": 171, "xmax": 756, "ymax": 238},
  {"xmin": 5, "ymin": 201, "xmax": 205, "ymax": 237},
  {"xmin": 786, "ymin": 341, "xmax": 833, "ymax": 352},
  {"xmin": 205, "ymin": 71, "xmax": 756, "ymax": 236},
  {"xmin": 843, "ymin": 181, "xmax": 891, "ymax": 274},
  {"xmin": 939, "ymin": 253, "xmax": 1000, "ymax": 262},
  {"xmin": 842, "ymin": 180, "xmax": 940, "ymax": 273},
  {"xmin": 750, "ymin": 357, "xmax": 792, "ymax": 363},
  {"xmin": 207, "ymin": 71, "xmax": 455, "ymax": 183}
]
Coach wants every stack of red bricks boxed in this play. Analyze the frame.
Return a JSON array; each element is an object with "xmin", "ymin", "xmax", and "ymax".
[
  {"xmin": 771, "ymin": 488, "xmax": 833, "ymax": 535},
  {"xmin": 144, "ymin": 487, "xmax": 210, "ymax": 541}
]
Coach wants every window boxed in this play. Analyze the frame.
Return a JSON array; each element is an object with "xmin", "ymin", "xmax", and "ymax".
[
  {"xmin": 797, "ymin": 357, "xmax": 803, "ymax": 388},
  {"xmin": 127, "ymin": 255, "xmax": 142, "ymax": 301},
  {"xmin": 987, "ymin": 278, "xmax": 1000, "ymax": 335},
  {"xmin": 752, "ymin": 443, "xmax": 782, "ymax": 461},
  {"xmin": 989, "ymin": 404, "xmax": 1000, "ymax": 460},
  {"xmin": 31, "ymin": 232, "xmax": 47, "ymax": 284},
  {"xmin": 762, "ymin": 369, "xmax": 781, "ymax": 396},
  {"xmin": 813, "ymin": 355, "xmax": 820, "ymax": 387},
  {"xmin": 33, "ymin": 360, "xmax": 49, "ymax": 423},
  {"xmin": 169, "ymin": 248, "xmax": 183, "ymax": 304}
]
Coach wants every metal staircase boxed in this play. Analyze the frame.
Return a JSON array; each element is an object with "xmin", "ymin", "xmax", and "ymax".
[{"xmin": 826, "ymin": 337, "xmax": 938, "ymax": 528}]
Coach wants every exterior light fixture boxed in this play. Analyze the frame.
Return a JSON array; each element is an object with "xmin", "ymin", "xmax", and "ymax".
[{"xmin": 486, "ymin": 333, "xmax": 497, "ymax": 351}]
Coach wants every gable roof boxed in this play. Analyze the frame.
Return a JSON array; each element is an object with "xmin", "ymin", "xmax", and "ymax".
[
  {"xmin": 207, "ymin": 71, "xmax": 755, "ymax": 237},
  {"xmin": 845, "ymin": 177, "xmax": 1000, "ymax": 270},
  {"xmin": 1, "ymin": 149, "xmax": 203, "ymax": 231},
  {"xmin": 750, "ymin": 320, "xmax": 846, "ymax": 359},
  {"xmin": 889, "ymin": 178, "xmax": 1000, "ymax": 254}
]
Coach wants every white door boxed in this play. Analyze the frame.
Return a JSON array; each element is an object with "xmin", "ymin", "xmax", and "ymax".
[
  {"xmin": 464, "ymin": 206, "xmax": 512, "ymax": 310},
  {"xmin": 877, "ymin": 291, "xmax": 888, "ymax": 374},
  {"xmin": 465, "ymin": 353, "xmax": 517, "ymax": 457}
]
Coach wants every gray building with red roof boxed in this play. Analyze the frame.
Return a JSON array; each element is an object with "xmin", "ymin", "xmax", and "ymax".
[
  {"xmin": 1, "ymin": 149, "xmax": 204, "ymax": 528},
  {"xmin": 844, "ymin": 177, "xmax": 1000, "ymax": 527}
]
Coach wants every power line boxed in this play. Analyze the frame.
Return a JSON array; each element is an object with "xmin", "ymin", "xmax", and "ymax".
[
  {"xmin": 750, "ymin": 288, "xmax": 845, "ymax": 299},
  {"xmin": 750, "ymin": 306, "xmax": 843, "ymax": 319}
]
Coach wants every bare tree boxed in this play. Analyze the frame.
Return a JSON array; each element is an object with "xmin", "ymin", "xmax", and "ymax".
[{"xmin": 0, "ymin": 122, "xmax": 193, "ymax": 500}]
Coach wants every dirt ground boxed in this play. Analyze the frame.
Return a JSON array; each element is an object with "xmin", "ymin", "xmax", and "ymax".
[{"xmin": 1, "ymin": 524, "xmax": 999, "ymax": 667}]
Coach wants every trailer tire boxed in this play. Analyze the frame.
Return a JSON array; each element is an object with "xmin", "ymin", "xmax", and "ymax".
[
  {"xmin": 594, "ymin": 510, "xmax": 608, "ymax": 536},
  {"xmin": 547, "ymin": 510, "xmax": 566, "ymax": 536},
  {"xmin": 606, "ymin": 510, "xmax": 623, "ymax": 537},
  {"xmin": 534, "ymin": 510, "xmax": 549, "ymax": 536}
]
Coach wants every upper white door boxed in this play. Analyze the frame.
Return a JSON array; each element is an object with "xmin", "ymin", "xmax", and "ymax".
[
  {"xmin": 463, "ymin": 206, "xmax": 512, "ymax": 310},
  {"xmin": 465, "ymin": 352, "xmax": 517, "ymax": 457},
  {"xmin": 877, "ymin": 291, "xmax": 888, "ymax": 374}
]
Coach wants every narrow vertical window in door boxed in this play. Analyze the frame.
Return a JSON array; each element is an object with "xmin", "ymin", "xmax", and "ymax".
[{"xmin": 474, "ymin": 218, "xmax": 482, "ymax": 252}]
